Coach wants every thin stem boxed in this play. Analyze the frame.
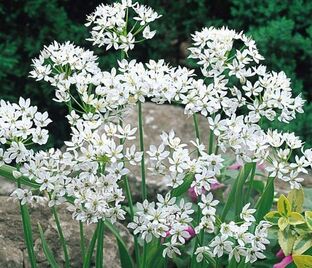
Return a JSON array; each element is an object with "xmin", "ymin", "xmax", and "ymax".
[
  {"xmin": 18, "ymin": 178, "xmax": 37, "ymax": 268},
  {"xmin": 96, "ymin": 220, "xmax": 104, "ymax": 268},
  {"xmin": 138, "ymin": 100, "xmax": 147, "ymax": 268},
  {"xmin": 83, "ymin": 225, "xmax": 98, "ymax": 268},
  {"xmin": 208, "ymin": 128, "xmax": 214, "ymax": 154},
  {"xmin": 124, "ymin": 176, "xmax": 140, "ymax": 264},
  {"xmin": 51, "ymin": 206, "xmax": 70, "ymax": 268},
  {"xmin": 192, "ymin": 113, "xmax": 201, "ymax": 155},
  {"xmin": 79, "ymin": 221, "xmax": 86, "ymax": 262},
  {"xmin": 119, "ymin": 118, "xmax": 140, "ymax": 265},
  {"xmin": 191, "ymin": 113, "xmax": 205, "ymax": 268},
  {"xmin": 138, "ymin": 101, "xmax": 147, "ymax": 200}
]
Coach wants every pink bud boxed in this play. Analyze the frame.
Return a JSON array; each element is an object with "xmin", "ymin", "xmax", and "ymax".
[
  {"xmin": 228, "ymin": 163, "xmax": 242, "ymax": 170},
  {"xmin": 210, "ymin": 181, "xmax": 224, "ymax": 190},
  {"xmin": 257, "ymin": 163, "xmax": 266, "ymax": 172},
  {"xmin": 185, "ymin": 226, "xmax": 195, "ymax": 237},
  {"xmin": 276, "ymin": 249, "xmax": 285, "ymax": 259},
  {"xmin": 187, "ymin": 186, "xmax": 199, "ymax": 202},
  {"xmin": 165, "ymin": 230, "xmax": 171, "ymax": 238},
  {"xmin": 273, "ymin": 255, "xmax": 293, "ymax": 268}
]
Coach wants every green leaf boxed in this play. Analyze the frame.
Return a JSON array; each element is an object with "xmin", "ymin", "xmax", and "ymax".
[
  {"xmin": 0, "ymin": 164, "xmax": 40, "ymax": 189},
  {"xmin": 278, "ymin": 195, "xmax": 291, "ymax": 216},
  {"xmin": 83, "ymin": 225, "xmax": 98, "ymax": 268},
  {"xmin": 305, "ymin": 211, "xmax": 312, "ymax": 230},
  {"xmin": 255, "ymin": 176, "xmax": 275, "ymax": 222},
  {"xmin": 295, "ymin": 224, "xmax": 311, "ymax": 236},
  {"xmin": 288, "ymin": 188, "xmax": 304, "ymax": 213},
  {"xmin": 235, "ymin": 162, "xmax": 256, "ymax": 216},
  {"xmin": 104, "ymin": 221, "xmax": 134, "ymax": 268},
  {"xmin": 203, "ymin": 252, "xmax": 216, "ymax": 267},
  {"xmin": 278, "ymin": 217, "xmax": 289, "ymax": 231},
  {"xmin": 171, "ymin": 173, "xmax": 194, "ymax": 197},
  {"xmin": 246, "ymin": 179, "xmax": 265, "ymax": 194},
  {"xmin": 264, "ymin": 211, "xmax": 280, "ymax": 225},
  {"xmin": 278, "ymin": 229, "xmax": 296, "ymax": 256},
  {"xmin": 288, "ymin": 212, "xmax": 305, "ymax": 226},
  {"xmin": 20, "ymin": 198, "xmax": 37, "ymax": 267},
  {"xmin": 293, "ymin": 255, "xmax": 312, "ymax": 267},
  {"xmin": 221, "ymin": 163, "xmax": 254, "ymax": 221},
  {"xmin": 145, "ymin": 239, "xmax": 164, "ymax": 268},
  {"xmin": 38, "ymin": 223, "xmax": 59, "ymax": 268},
  {"xmin": 293, "ymin": 234, "xmax": 312, "ymax": 255}
]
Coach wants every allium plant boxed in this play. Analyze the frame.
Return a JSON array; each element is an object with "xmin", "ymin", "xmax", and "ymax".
[{"xmin": 0, "ymin": 1, "xmax": 311, "ymax": 267}]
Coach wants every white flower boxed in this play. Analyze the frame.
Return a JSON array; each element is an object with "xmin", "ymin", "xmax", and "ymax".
[
  {"xmin": 170, "ymin": 224, "xmax": 191, "ymax": 244},
  {"xmin": 162, "ymin": 242, "xmax": 181, "ymax": 258},
  {"xmin": 240, "ymin": 203, "xmax": 256, "ymax": 223},
  {"xmin": 195, "ymin": 246, "xmax": 213, "ymax": 263},
  {"xmin": 10, "ymin": 188, "xmax": 32, "ymax": 205},
  {"xmin": 143, "ymin": 26, "xmax": 156, "ymax": 39},
  {"xmin": 210, "ymin": 235, "xmax": 233, "ymax": 257}
]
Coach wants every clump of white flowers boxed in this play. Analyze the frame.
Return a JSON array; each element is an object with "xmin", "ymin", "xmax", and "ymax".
[
  {"xmin": 0, "ymin": 97, "xmax": 51, "ymax": 165},
  {"xmin": 1, "ymin": 1, "xmax": 310, "ymax": 267},
  {"xmin": 85, "ymin": 0, "xmax": 161, "ymax": 52}
]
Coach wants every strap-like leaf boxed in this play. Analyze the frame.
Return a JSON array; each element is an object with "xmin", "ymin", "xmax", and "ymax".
[
  {"xmin": 38, "ymin": 223, "xmax": 59, "ymax": 268},
  {"xmin": 171, "ymin": 173, "xmax": 194, "ymax": 197},
  {"xmin": 255, "ymin": 176, "xmax": 275, "ymax": 222},
  {"xmin": 104, "ymin": 221, "xmax": 134, "ymax": 268},
  {"xmin": 234, "ymin": 162, "xmax": 255, "ymax": 217},
  {"xmin": 221, "ymin": 163, "xmax": 254, "ymax": 221},
  {"xmin": 20, "ymin": 192, "xmax": 37, "ymax": 268}
]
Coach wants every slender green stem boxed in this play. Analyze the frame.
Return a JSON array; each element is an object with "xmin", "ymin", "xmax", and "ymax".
[
  {"xmin": 193, "ymin": 113, "xmax": 201, "ymax": 142},
  {"xmin": 96, "ymin": 220, "xmax": 104, "ymax": 268},
  {"xmin": 79, "ymin": 221, "xmax": 86, "ymax": 262},
  {"xmin": 190, "ymin": 204, "xmax": 202, "ymax": 268},
  {"xmin": 138, "ymin": 101, "xmax": 147, "ymax": 200},
  {"xmin": 18, "ymin": 179, "xmax": 37, "ymax": 268},
  {"xmin": 208, "ymin": 129, "xmax": 214, "ymax": 154},
  {"xmin": 83, "ymin": 225, "xmax": 98, "ymax": 268},
  {"xmin": 192, "ymin": 113, "xmax": 201, "ymax": 156},
  {"xmin": 119, "ymin": 118, "xmax": 140, "ymax": 265},
  {"xmin": 124, "ymin": 176, "xmax": 140, "ymax": 265},
  {"xmin": 191, "ymin": 113, "xmax": 204, "ymax": 268},
  {"xmin": 51, "ymin": 206, "xmax": 70, "ymax": 268}
]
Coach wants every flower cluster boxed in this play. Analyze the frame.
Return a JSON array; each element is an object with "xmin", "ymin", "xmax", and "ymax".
[
  {"xmin": 0, "ymin": 97, "xmax": 51, "ymax": 165},
  {"xmin": 29, "ymin": 41, "xmax": 100, "ymax": 104},
  {"xmin": 147, "ymin": 130, "xmax": 223, "ymax": 193},
  {"xmin": 128, "ymin": 193, "xmax": 194, "ymax": 250},
  {"xmin": 11, "ymin": 114, "xmax": 143, "ymax": 223},
  {"xmin": 195, "ymin": 204, "xmax": 271, "ymax": 264},
  {"xmin": 85, "ymin": 1, "xmax": 161, "ymax": 52},
  {"xmin": 3, "ymin": 2, "xmax": 311, "ymax": 267}
]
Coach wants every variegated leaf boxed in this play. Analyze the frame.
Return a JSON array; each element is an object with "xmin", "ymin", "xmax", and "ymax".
[
  {"xmin": 278, "ymin": 229, "xmax": 296, "ymax": 256},
  {"xmin": 287, "ymin": 188, "xmax": 304, "ymax": 213},
  {"xmin": 293, "ymin": 234, "xmax": 312, "ymax": 255},
  {"xmin": 277, "ymin": 195, "xmax": 291, "ymax": 217}
]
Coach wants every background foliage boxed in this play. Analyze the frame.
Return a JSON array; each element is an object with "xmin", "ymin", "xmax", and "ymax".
[{"xmin": 1, "ymin": 0, "xmax": 311, "ymax": 147}]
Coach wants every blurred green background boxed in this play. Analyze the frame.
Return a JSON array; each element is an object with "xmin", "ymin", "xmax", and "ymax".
[{"xmin": 1, "ymin": 0, "xmax": 311, "ymax": 148}]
